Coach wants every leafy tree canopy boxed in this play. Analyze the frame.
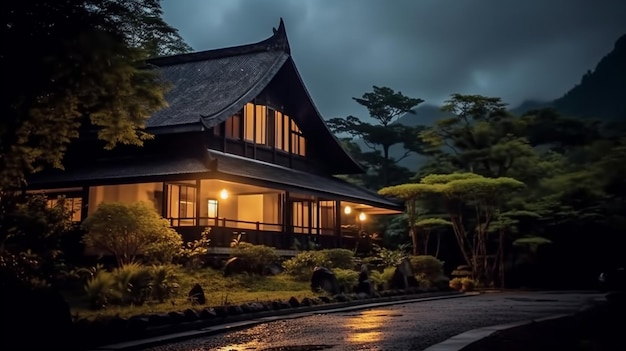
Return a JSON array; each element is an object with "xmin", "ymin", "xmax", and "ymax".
[{"xmin": 0, "ymin": 0, "xmax": 191, "ymax": 190}]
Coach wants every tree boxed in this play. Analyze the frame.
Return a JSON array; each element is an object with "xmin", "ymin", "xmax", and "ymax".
[
  {"xmin": 328, "ymin": 86, "xmax": 424, "ymax": 186},
  {"xmin": 419, "ymin": 172, "xmax": 526, "ymax": 286},
  {"xmin": 0, "ymin": 0, "xmax": 191, "ymax": 190},
  {"xmin": 378, "ymin": 183, "xmax": 435, "ymax": 255},
  {"xmin": 415, "ymin": 218, "xmax": 451, "ymax": 257},
  {"xmin": 0, "ymin": 193, "xmax": 73, "ymax": 285},
  {"xmin": 419, "ymin": 94, "xmax": 534, "ymax": 178},
  {"xmin": 81, "ymin": 202, "xmax": 183, "ymax": 266}
]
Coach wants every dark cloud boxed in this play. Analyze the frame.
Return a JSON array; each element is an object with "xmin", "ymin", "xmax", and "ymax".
[{"xmin": 162, "ymin": 0, "xmax": 626, "ymax": 120}]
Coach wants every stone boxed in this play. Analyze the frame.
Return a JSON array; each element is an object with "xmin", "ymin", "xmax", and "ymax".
[
  {"xmin": 389, "ymin": 258, "xmax": 417, "ymax": 290},
  {"xmin": 199, "ymin": 307, "xmax": 217, "ymax": 319},
  {"xmin": 223, "ymin": 256, "xmax": 247, "ymax": 276},
  {"xmin": 183, "ymin": 308, "xmax": 199, "ymax": 321},
  {"xmin": 288, "ymin": 296, "xmax": 301, "ymax": 308},
  {"xmin": 227, "ymin": 304, "xmax": 243, "ymax": 315},
  {"xmin": 310, "ymin": 266, "xmax": 340, "ymax": 295},
  {"xmin": 188, "ymin": 283, "xmax": 206, "ymax": 305},
  {"xmin": 265, "ymin": 263, "xmax": 284, "ymax": 275},
  {"xmin": 355, "ymin": 264, "xmax": 374, "ymax": 296}
]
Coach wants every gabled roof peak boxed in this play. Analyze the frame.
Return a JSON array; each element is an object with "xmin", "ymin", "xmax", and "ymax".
[{"xmin": 147, "ymin": 18, "xmax": 290, "ymax": 67}]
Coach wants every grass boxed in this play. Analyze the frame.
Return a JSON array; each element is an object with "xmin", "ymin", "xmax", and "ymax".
[{"xmin": 63, "ymin": 265, "xmax": 322, "ymax": 321}]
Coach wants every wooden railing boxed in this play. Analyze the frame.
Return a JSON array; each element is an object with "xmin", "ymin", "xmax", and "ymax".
[{"xmin": 170, "ymin": 216, "xmax": 381, "ymax": 252}]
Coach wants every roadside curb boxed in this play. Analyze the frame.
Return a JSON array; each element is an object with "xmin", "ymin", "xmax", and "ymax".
[
  {"xmin": 423, "ymin": 293, "xmax": 610, "ymax": 351},
  {"xmin": 423, "ymin": 314, "xmax": 572, "ymax": 351},
  {"xmin": 91, "ymin": 291, "xmax": 480, "ymax": 351}
]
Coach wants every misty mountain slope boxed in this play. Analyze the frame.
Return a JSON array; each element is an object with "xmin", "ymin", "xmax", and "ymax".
[{"xmin": 553, "ymin": 34, "xmax": 626, "ymax": 121}]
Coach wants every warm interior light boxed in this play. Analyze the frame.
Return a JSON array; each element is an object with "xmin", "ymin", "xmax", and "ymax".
[
  {"xmin": 359, "ymin": 212, "xmax": 366, "ymax": 221},
  {"xmin": 344, "ymin": 205, "xmax": 352, "ymax": 215},
  {"xmin": 220, "ymin": 189, "xmax": 229, "ymax": 199}
]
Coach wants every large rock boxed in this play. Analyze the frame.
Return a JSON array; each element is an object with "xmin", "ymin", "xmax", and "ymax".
[
  {"xmin": 355, "ymin": 264, "xmax": 374, "ymax": 296},
  {"xmin": 389, "ymin": 258, "xmax": 418, "ymax": 290},
  {"xmin": 310, "ymin": 266, "xmax": 340, "ymax": 295},
  {"xmin": 188, "ymin": 283, "xmax": 206, "ymax": 305}
]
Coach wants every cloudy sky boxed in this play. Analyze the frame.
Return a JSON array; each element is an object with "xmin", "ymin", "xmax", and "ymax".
[{"xmin": 161, "ymin": 0, "xmax": 626, "ymax": 120}]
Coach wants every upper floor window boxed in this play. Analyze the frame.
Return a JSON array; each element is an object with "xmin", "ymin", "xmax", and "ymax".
[{"xmin": 216, "ymin": 102, "xmax": 306, "ymax": 157}]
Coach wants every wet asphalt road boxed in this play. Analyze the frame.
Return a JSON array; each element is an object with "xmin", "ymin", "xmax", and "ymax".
[{"xmin": 140, "ymin": 291, "xmax": 602, "ymax": 351}]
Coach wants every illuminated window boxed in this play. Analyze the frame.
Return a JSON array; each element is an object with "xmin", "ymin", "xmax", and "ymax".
[
  {"xmin": 47, "ymin": 196, "xmax": 82, "ymax": 222},
  {"xmin": 218, "ymin": 103, "xmax": 305, "ymax": 156},
  {"xmin": 224, "ymin": 113, "xmax": 241, "ymax": 139},
  {"xmin": 290, "ymin": 120, "xmax": 306, "ymax": 156},
  {"xmin": 244, "ymin": 103, "xmax": 254, "ymax": 141},
  {"xmin": 167, "ymin": 183, "xmax": 196, "ymax": 226},
  {"xmin": 207, "ymin": 199, "xmax": 218, "ymax": 218},
  {"xmin": 274, "ymin": 110, "xmax": 283, "ymax": 150},
  {"xmin": 255, "ymin": 105, "xmax": 267, "ymax": 144}
]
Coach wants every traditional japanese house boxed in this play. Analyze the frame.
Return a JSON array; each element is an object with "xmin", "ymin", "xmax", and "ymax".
[{"xmin": 26, "ymin": 19, "xmax": 403, "ymax": 255}]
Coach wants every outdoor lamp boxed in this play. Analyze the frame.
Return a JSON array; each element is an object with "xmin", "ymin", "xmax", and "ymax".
[
  {"xmin": 220, "ymin": 189, "xmax": 229, "ymax": 199},
  {"xmin": 359, "ymin": 212, "xmax": 366, "ymax": 221},
  {"xmin": 344, "ymin": 205, "xmax": 352, "ymax": 214}
]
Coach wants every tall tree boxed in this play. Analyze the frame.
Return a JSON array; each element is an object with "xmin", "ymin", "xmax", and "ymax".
[
  {"xmin": 420, "ymin": 94, "xmax": 534, "ymax": 178},
  {"xmin": 328, "ymin": 86, "xmax": 424, "ymax": 186},
  {"xmin": 0, "ymin": 0, "xmax": 191, "ymax": 190}
]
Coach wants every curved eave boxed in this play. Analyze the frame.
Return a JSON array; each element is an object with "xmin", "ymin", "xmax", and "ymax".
[{"xmin": 283, "ymin": 58, "xmax": 365, "ymax": 174}]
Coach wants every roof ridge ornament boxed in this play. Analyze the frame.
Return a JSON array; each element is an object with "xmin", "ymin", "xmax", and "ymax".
[{"xmin": 268, "ymin": 17, "xmax": 290, "ymax": 54}]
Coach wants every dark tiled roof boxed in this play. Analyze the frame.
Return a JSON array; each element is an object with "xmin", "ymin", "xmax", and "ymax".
[
  {"xmin": 26, "ymin": 153, "xmax": 211, "ymax": 186},
  {"xmin": 209, "ymin": 150, "xmax": 403, "ymax": 210},
  {"xmin": 146, "ymin": 51, "xmax": 288, "ymax": 128}
]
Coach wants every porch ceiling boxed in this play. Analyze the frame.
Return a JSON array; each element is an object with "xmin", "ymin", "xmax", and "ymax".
[{"xmin": 209, "ymin": 150, "xmax": 404, "ymax": 212}]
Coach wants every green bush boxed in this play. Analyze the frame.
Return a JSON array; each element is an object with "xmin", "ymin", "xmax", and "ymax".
[
  {"xmin": 150, "ymin": 264, "xmax": 179, "ymax": 303},
  {"xmin": 231, "ymin": 242, "xmax": 279, "ymax": 275},
  {"xmin": 319, "ymin": 249, "xmax": 355, "ymax": 270},
  {"xmin": 282, "ymin": 249, "xmax": 355, "ymax": 281},
  {"xmin": 111, "ymin": 262, "xmax": 153, "ymax": 306},
  {"xmin": 82, "ymin": 202, "xmax": 183, "ymax": 266},
  {"xmin": 461, "ymin": 277, "xmax": 476, "ymax": 291},
  {"xmin": 177, "ymin": 227, "xmax": 211, "ymax": 269},
  {"xmin": 371, "ymin": 244, "xmax": 408, "ymax": 268},
  {"xmin": 449, "ymin": 277, "xmax": 463, "ymax": 290},
  {"xmin": 380, "ymin": 266, "xmax": 397, "ymax": 290},
  {"xmin": 84, "ymin": 270, "xmax": 118, "ymax": 309},
  {"xmin": 369, "ymin": 270, "xmax": 385, "ymax": 289},
  {"xmin": 409, "ymin": 255, "xmax": 444, "ymax": 282},
  {"xmin": 333, "ymin": 268, "xmax": 359, "ymax": 291},
  {"xmin": 283, "ymin": 251, "xmax": 324, "ymax": 281}
]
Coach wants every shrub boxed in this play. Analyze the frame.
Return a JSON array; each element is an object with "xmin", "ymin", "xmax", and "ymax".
[
  {"xmin": 333, "ymin": 268, "xmax": 359, "ymax": 291},
  {"xmin": 368, "ymin": 270, "xmax": 385, "ymax": 289},
  {"xmin": 230, "ymin": 242, "xmax": 279, "ymax": 275},
  {"xmin": 409, "ymin": 255, "xmax": 444, "ymax": 282},
  {"xmin": 319, "ymin": 249, "xmax": 355, "ymax": 270},
  {"xmin": 84, "ymin": 270, "xmax": 118, "ymax": 309},
  {"xmin": 150, "ymin": 264, "xmax": 179, "ymax": 303},
  {"xmin": 380, "ymin": 266, "xmax": 397, "ymax": 290},
  {"xmin": 177, "ymin": 227, "xmax": 211, "ymax": 269},
  {"xmin": 461, "ymin": 277, "xmax": 476, "ymax": 292},
  {"xmin": 451, "ymin": 265, "xmax": 472, "ymax": 278},
  {"xmin": 111, "ymin": 262, "xmax": 153, "ymax": 306},
  {"xmin": 82, "ymin": 202, "xmax": 183, "ymax": 266},
  {"xmin": 283, "ymin": 251, "xmax": 324, "ymax": 281},
  {"xmin": 449, "ymin": 277, "xmax": 463, "ymax": 290},
  {"xmin": 282, "ymin": 249, "xmax": 356, "ymax": 281},
  {"xmin": 371, "ymin": 244, "xmax": 408, "ymax": 268}
]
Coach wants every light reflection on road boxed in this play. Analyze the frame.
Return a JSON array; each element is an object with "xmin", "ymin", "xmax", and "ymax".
[{"xmin": 344, "ymin": 309, "xmax": 398, "ymax": 344}]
